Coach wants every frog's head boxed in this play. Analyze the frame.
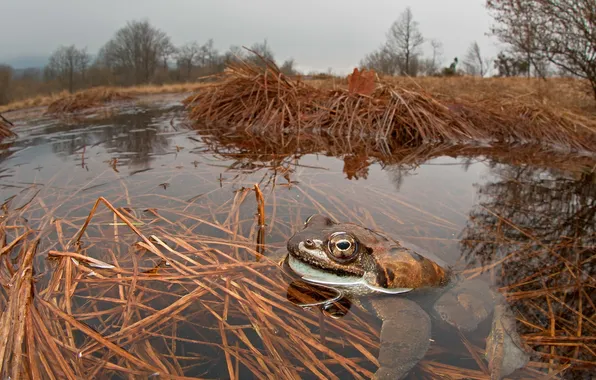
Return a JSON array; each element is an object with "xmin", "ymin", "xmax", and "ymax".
[{"xmin": 286, "ymin": 214, "xmax": 446, "ymax": 295}]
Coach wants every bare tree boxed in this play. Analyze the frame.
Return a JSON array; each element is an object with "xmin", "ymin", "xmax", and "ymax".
[
  {"xmin": 463, "ymin": 41, "xmax": 490, "ymax": 76},
  {"xmin": 98, "ymin": 20, "xmax": 174, "ymax": 85},
  {"xmin": 493, "ymin": 52, "xmax": 530, "ymax": 77},
  {"xmin": 198, "ymin": 39, "xmax": 220, "ymax": 74},
  {"xmin": 176, "ymin": 42, "xmax": 200, "ymax": 80},
  {"xmin": 487, "ymin": 0, "xmax": 596, "ymax": 98},
  {"xmin": 280, "ymin": 58, "xmax": 297, "ymax": 75},
  {"xmin": 386, "ymin": 7, "xmax": 424, "ymax": 76},
  {"xmin": 247, "ymin": 39, "xmax": 276, "ymax": 67},
  {"xmin": 45, "ymin": 45, "xmax": 90, "ymax": 92},
  {"xmin": 160, "ymin": 43, "xmax": 177, "ymax": 72},
  {"xmin": 421, "ymin": 39, "xmax": 444, "ymax": 75},
  {"xmin": 222, "ymin": 45, "xmax": 246, "ymax": 66},
  {"xmin": 360, "ymin": 45, "xmax": 401, "ymax": 75},
  {"xmin": 486, "ymin": 0, "xmax": 545, "ymax": 78}
]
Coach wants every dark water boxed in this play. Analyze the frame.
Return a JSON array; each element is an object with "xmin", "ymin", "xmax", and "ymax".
[{"xmin": 1, "ymin": 100, "xmax": 594, "ymax": 379}]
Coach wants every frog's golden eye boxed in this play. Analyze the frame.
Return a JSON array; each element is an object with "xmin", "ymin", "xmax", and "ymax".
[{"xmin": 327, "ymin": 232, "xmax": 359, "ymax": 263}]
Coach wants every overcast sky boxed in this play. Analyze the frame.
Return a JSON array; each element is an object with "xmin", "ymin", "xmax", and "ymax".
[{"xmin": 1, "ymin": 0, "xmax": 502, "ymax": 74}]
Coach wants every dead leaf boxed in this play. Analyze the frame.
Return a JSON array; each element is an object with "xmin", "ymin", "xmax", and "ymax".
[{"xmin": 347, "ymin": 68, "xmax": 376, "ymax": 96}]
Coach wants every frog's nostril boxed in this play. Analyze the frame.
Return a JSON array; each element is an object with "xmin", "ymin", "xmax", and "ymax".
[{"xmin": 304, "ymin": 239, "xmax": 315, "ymax": 248}]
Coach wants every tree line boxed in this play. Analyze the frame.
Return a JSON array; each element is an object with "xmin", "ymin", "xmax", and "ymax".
[
  {"xmin": 359, "ymin": 6, "xmax": 525, "ymax": 78},
  {"xmin": 359, "ymin": 7, "xmax": 495, "ymax": 78},
  {"xmin": 0, "ymin": 20, "xmax": 297, "ymax": 106},
  {"xmin": 1, "ymin": 1, "xmax": 594, "ymax": 105},
  {"xmin": 487, "ymin": 0, "xmax": 596, "ymax": 100},
  {"xmin": 360, "ymin": 2, "xmax": 595, "ymax": 100}
]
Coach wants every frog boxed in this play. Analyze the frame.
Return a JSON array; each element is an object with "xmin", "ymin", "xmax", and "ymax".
[{"xmin": 283, "ymin": 214, "xmax": 530, "ymax": 380}]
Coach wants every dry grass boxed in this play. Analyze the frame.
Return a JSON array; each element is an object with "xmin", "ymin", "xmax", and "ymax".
[
  {"xmin": 45, "ymin": 88, "xmax": 135, "ymax": 114},
  {"xmin": 385, "ymin": 76, "xmax": 596, "ymax": 117},
  {"xmin": 306, "ymin": 75, "xmax": 596, "ymax": 117},
  {"xmin": 0, "ymin": 82, "xmax": 210, "ymax": 114},
  {"xmin": 459, "ymin": 163, "xmax": 596, "ymax": 378},
  {"xmin": 185, "ymin": 61, "xmax": 596, "ymax": 152},
  {"xmin": 0, "ymin": 145, "xmax": 592, "ymax": 378},
  {"xmin": 0, "ymin": 92, "xmax": 68, "ymax": 113}
]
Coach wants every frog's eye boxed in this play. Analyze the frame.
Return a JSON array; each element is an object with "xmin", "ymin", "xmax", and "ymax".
[{"xmin": 327, "ymin": 232, "xmax": 359, "ymax": 263}]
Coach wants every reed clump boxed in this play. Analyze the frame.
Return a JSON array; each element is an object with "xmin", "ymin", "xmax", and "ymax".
[
  {"xmin": 185, "ymin": 59, "xmax": 596, "ymax": 152},
  {"xmin": 0, "ymin": 115, "xmax": 16, "ymax": 141},
  {"xmin": 46, "ymin": 87, "xmax": 136, "ymax": 114},
  {"xmin": 0, "ymin": 83, "xmax": 211, "ymax": 115}
]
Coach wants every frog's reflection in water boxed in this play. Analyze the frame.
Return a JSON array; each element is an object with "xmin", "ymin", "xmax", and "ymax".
[{"xmin": 286, "ymin": 280, "xmax": 352, "ymax": 320}]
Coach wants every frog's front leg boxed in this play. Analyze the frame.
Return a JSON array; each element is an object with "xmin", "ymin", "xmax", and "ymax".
[
  {"xmin": 433, "ymin": 279, "xmax": 530, "ymax": 379},
  {"xmin": 370, "ymin": 297, "xmax": 431, "ymax": 380},
  {"xmin": 486, "ymin": 294, "xmax": 531, "ymax": 379}
]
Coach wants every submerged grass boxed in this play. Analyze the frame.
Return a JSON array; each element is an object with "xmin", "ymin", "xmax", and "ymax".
[
  {"xmin": 184, "ymin": 60, "xmax": 596, "ymax": 152},
  {"xmin": 0, "ymin": 141, "xmax": 593, "ymax": 378},
  {"xmin": 0, "ymin": 189, "xmax": 381, "ymax": 379}
]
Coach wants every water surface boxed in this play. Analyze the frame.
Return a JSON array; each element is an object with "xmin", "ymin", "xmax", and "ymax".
[{"xmin": 1, "ymin": 100, "xmax": 593, "ymax": 379}]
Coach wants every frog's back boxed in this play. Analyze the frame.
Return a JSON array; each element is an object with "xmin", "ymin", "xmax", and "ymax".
[{"xmin": 364, "ymin": 229, "xmax": 451, "ymax": 291}]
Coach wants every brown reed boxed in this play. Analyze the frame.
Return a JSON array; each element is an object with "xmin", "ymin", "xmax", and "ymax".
[
  {"xmin": 0, "ymin": 139, "xmax": 592, "ymax": 379},
  {"xmin": 0, "ymin": 113, "xmax": 16, "ymax": 141},
  {"xmin": 46, "ymin": 87, "xmax": 136, "ymax": 115},
  {"xmin": 184, "ymin": 58, "xmax": 596, "ymax": 152}
]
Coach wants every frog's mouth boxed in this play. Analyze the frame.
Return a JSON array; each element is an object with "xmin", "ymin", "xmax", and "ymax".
[
  {"xmin": 287, "ymin": 255, "xmax": 413, "ymax": 295},
  {"xmin": 287, "ymin": 254, "xmax": 364, "ymax": 286}
]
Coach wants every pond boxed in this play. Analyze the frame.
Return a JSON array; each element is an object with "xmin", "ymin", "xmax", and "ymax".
[{"xmin": 1, "ymin": 99, "xmax": 594, "ymax": 379}]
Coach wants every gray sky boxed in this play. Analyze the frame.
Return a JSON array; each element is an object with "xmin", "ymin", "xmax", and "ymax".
[{"xmin": 1, "ymin": 0, "xmax": 501, "ymax": 74}]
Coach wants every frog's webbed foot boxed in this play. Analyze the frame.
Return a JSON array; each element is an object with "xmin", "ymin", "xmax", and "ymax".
[
  {"xmin": 486, "ymin": 300, "xmax": 531, "ymax": 379},
  {"xmin": 434, "ymin": 279, "xmax": 530, "ymax": 379},
  {"xmin": 370, "ymin": 297, "xmax": 431, "ymax": 380},
  {"xmin": 433, "ymin": 279, "xmax": 495, "ymax": 331}
]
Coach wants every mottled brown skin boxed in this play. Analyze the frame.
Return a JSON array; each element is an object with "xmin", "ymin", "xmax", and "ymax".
[
  {"xmin": 286, "ymin": 214, "xmax": 528, "ymax": 379},
  {"xmin": 286, "ymin": 214, "xmax": 448, "ymax": 292}
]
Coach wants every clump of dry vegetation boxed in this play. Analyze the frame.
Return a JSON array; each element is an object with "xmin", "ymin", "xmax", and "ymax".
[
  {"xmin": 184, "ymin": 60, "xmax": 596, "ymax": 152},
  {"xmin": 45, "ymin": 87, "xmax": 136, "ymax": 114},
  {"xmin": 1, "ymin": 157, "xmax": 591, "ymax": 378},
  {"xmin": 0, "ymin": 83, "xmax": 209, "ymax": 115}
]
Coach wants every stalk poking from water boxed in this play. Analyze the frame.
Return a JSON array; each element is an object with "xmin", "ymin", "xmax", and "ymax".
[
  {"xmin": 0, "ymin": 113, "xmax": 16, "ymax": 141},
  {"xmin": 254, "ymin": 183, "xmax": 266, "ymax": 259}
]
